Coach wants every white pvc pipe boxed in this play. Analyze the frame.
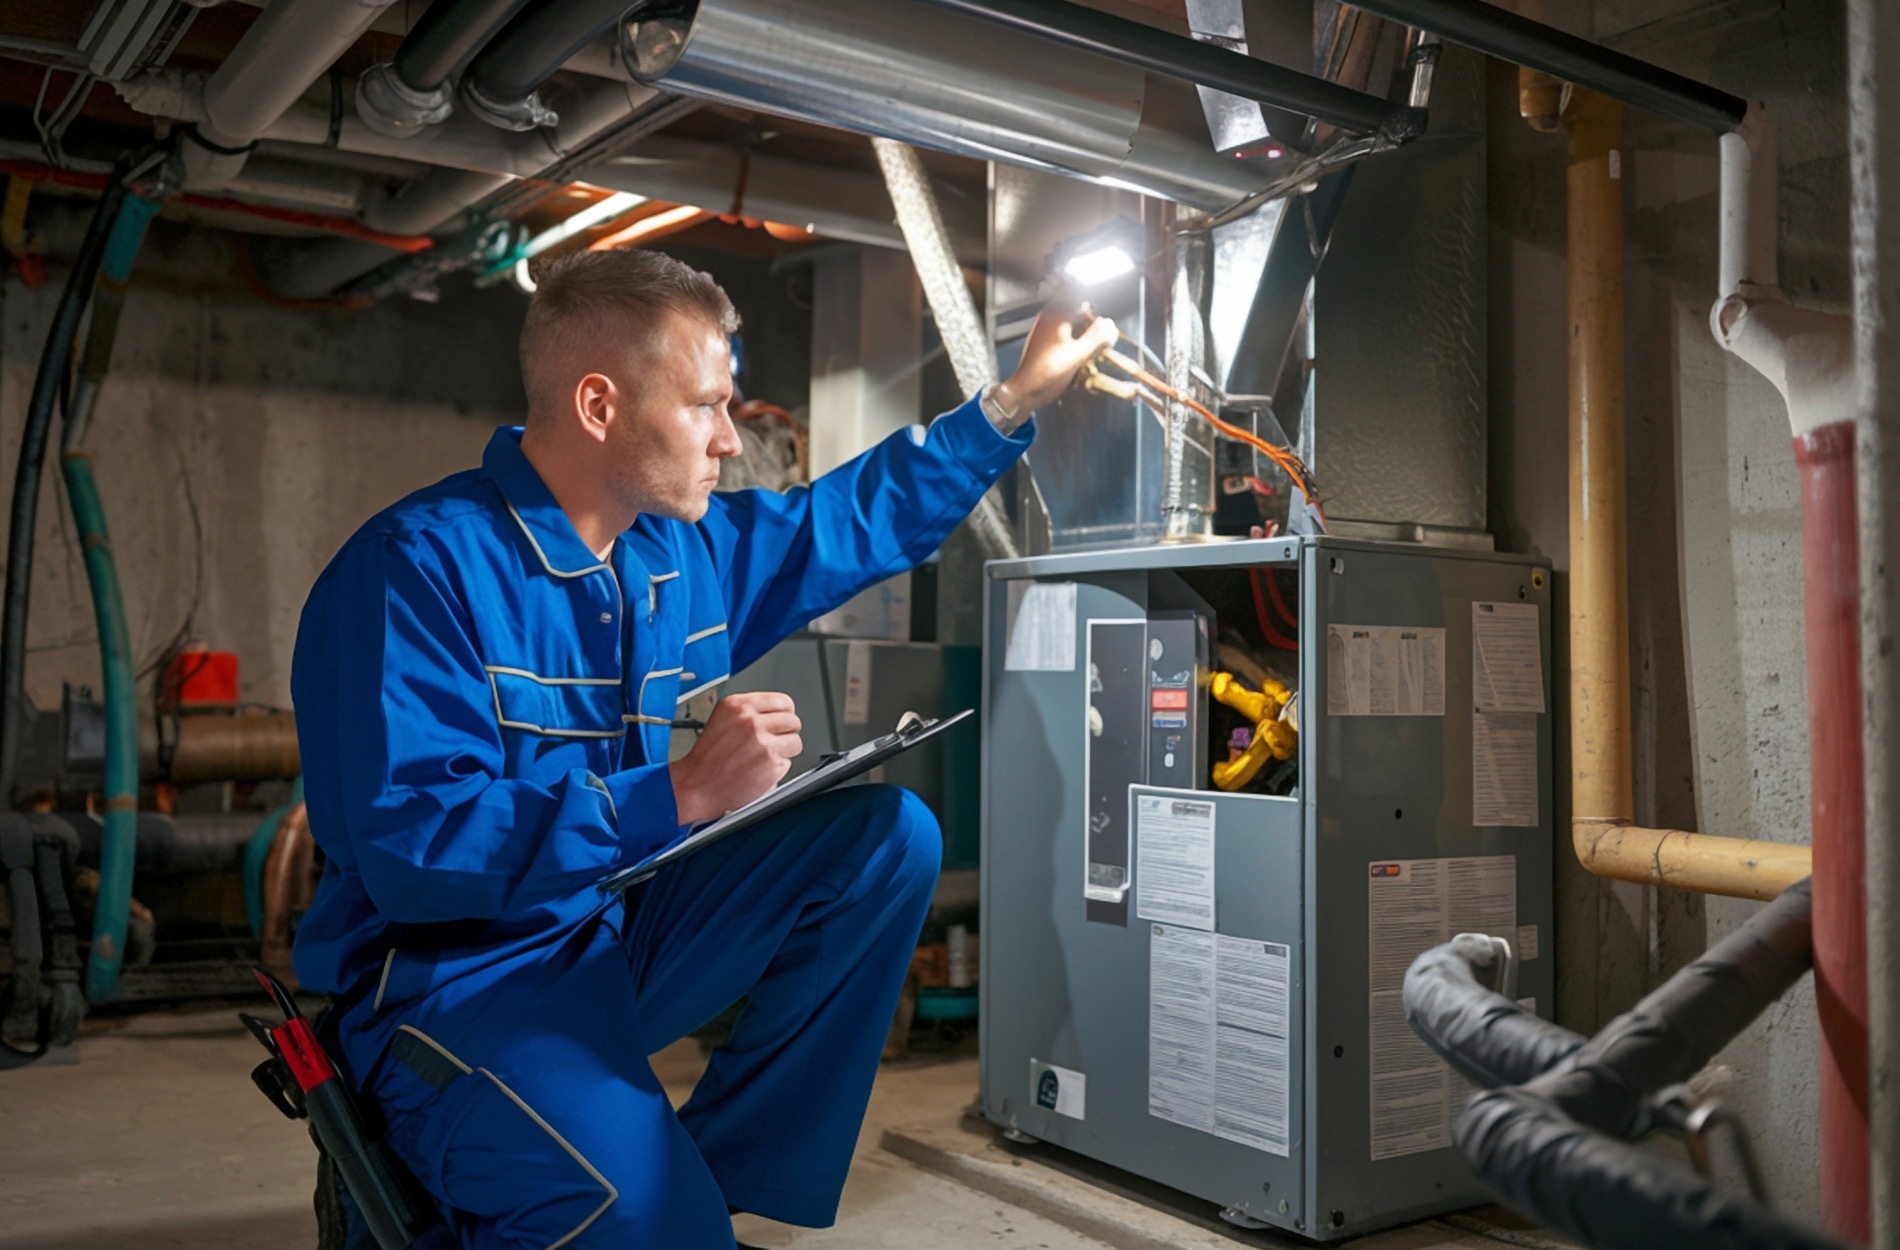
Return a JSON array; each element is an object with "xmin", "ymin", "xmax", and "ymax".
[{"xmin": 1716, "ymin": 99, "xmax": 1779, "ymax": 300}]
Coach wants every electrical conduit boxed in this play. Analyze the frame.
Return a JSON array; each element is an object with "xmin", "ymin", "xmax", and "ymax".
[{"xmin": 64, "ymin": 192, "xmax": 160, "ymax": 1004}]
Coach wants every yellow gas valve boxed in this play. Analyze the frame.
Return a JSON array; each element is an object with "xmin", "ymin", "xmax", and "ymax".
[{"xmin": 1207, "ymin": 670, "xmax": 1298, "ymax": 791}]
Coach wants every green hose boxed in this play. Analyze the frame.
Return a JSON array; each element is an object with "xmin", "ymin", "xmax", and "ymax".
[{"xmin": 67, "ymin": 193, "xmax": 159, "ymax": 1004}]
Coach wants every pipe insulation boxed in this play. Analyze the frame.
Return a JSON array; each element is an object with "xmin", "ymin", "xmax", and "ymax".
[
  {"xmin": 869, "ymin": 138, "xmax": 1020, "ymax": 562},
  {"xmin": 1402, "ymin": 934, "xmax": 1587, "ymax": 1090},
  {"xmin": 184, "ymin": 0, "xmax": 398, "ymax": 188},
  {"xmin": 1409, "ymin": 880, "xmax": 1851, "ymax": 1250}
]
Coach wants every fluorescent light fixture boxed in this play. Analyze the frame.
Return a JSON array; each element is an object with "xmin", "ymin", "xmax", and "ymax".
[
  {"xmin": 1062, "ymin": 242, "xmax": 1137, "ymax": 287},
  {"xmin": 519, "ymin": 191, "xmax": 648, "ymax": 261}
]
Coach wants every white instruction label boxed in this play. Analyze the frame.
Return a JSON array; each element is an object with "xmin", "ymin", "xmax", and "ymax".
[
  {"xmin": 1136, "ymin": 795, "xmax": 1216, "ymax": 930},
  {"xmin": 1147, "ymin": 927, "xmax": 1292, "ymax": 1156},
  {"xmin": 1029, "ymin": 1059, "xmax": 1087, "ymax": 1120},
  {"xmin": 1472, "ymin": 602, "xmax": 1545, "ymax": 714},
  {"xmin": 1326, "ymin": 624, "xmax": 1445, "ymax": 717},
  {"xmin": 1148, "ymin": 925, "xmax": 1217, "ymax": 1133},
  {"xmin": 1213, "ymin": 937, "xmax": 1292, "ymax": 1157},
  {"xmin": 1367, "ymin": 857, "xmax": 1517, "ymax": 1161},
  {"xmin": 1473, "ymin": 711, "xmax": 1539, "ymax": 827},
  {"xmin": 843, "ymin": 640, "xmax": 873, "ymax": 726},
  {"xmin": 1516, "ymin": 924, "xmax": 1540, "ymax": 962},
  {"xmin": 1004, "ymin": 581, "xmax": 1077, "ymax": 672}
]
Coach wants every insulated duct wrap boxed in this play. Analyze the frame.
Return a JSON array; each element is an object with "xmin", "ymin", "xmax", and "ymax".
[
  {"xmin": 1403, "ymin": 933, "xmax": 1586, "ymax": 1089},
  {"xmin": 626, "ymin": 0, "xmax": 1274, "ymax": 210},
  {"xmin": 869, "ymin": 138, "xmax": 1019, "ymax": 561}
]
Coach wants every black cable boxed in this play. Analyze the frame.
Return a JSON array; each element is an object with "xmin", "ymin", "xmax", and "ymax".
[
  {"xmin": 326, "ymin": 67, "xmax": 344, "ymax": 149},
  {"xmin": 0, "ymin": 157, "xmax": 131, "ymax": 802}
]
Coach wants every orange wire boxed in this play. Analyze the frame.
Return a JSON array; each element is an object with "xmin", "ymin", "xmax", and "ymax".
[{"xmin": 1112, "ymin": 350, "xmax": 1327, "ymax": 525}]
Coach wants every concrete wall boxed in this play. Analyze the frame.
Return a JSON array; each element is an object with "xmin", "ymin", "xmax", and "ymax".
[
  {"xmin": 1487, "ymin": 0, "xmax": 1846, "ymax": 1214},
  {"xmin": 0, "ymin": 216, "xmax": 525, "ymax": 715}
]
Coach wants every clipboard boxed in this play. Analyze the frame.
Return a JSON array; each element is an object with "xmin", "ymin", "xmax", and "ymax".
[{"xmin": 598, "ymin": 707, "xmax": 974, "ymax": 894}]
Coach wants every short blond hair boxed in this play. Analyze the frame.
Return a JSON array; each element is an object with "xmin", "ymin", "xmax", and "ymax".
[{"xmin": 519, "ymin": 249, "xmax": 740, "ymax": 415}]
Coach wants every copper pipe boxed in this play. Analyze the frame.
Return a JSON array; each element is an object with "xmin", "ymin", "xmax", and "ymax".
[
  {"xmin": 1519, "ymin": 66, "xmax": 1563, "ymax": 133},
  {"xmin": 258, "ymin": 801, "xmax": 312, "ymax": 989},
  {"xmin": 1558, "ymin": 88, "xmax": 1812, "ymax": 899},
  {"xmin": 168, "ymin": 712, "xmax": 301, "ymax": 784}
]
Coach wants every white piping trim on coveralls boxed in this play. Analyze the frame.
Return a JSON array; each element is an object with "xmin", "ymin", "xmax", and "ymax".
[
  {"xmin": 683, "ymin": 623, "xmax": 727, "ymax": 645},
  {"xmin": 392, "ymin": 1025, "xmax": 620, "ymax": 1247},
  {"xmin": 374, "ymin": 949, "xmax": 397, "ymax": 1012},
  {"xmin": 635, "ymin": 666, "xmax": 684, "ymax": 718},
  {"xmin": 646, "ymin": 570, "xmax": 679, "ymax": 615},
  {"xmin": 503, "ymin": 499, "xmax": 609, "ymax": 579},
  {"xmin": 676, "ymin": 673, "xmax": 729, "ymax": 705},
  {"xmin": 484, "ymin": 667, "xmax": 627, "ymax": 740}
]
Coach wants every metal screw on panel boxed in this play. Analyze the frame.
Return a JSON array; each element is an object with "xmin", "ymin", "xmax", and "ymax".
[
  {"xmin": 1262, "ymin": 1182, "xmax": 1271, "ymax": 1193},
  {"xmin": 1329, "ymin": 557, "xmax": 1345, "ymax": 574},
  {"xmin": 1332, "ymin": 1210, "xmax": 1346, "ymax": 1228},
  {"xmin": 1279, "ymin": 1199, "xmax": 1289, "ymax": 1214}
]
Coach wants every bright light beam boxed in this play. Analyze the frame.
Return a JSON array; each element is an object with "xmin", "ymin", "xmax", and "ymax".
[{"xmin": 1062, "ymin": 243, "xmax": 1137, "ymax": 287}]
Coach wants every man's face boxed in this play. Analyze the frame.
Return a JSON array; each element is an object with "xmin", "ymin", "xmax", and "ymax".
[{"xmin": 604, "ymin": 314, "xmax": 741, "ymax": 523}]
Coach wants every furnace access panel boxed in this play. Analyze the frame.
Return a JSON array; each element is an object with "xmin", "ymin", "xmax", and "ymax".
[{"xmin": 979, "ymin": 536, "xmax": 1554, "ymax": 1239}]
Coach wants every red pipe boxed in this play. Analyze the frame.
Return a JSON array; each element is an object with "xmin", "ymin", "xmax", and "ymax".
[{"xmin": 1795, "ymin": 420, "xmax": 1869, "ymax": 1242}]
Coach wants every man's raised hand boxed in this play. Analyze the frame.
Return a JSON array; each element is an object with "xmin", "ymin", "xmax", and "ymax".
[{"xmin": 670, "ymin": 691, "xmax": 803, "ymax": 826}]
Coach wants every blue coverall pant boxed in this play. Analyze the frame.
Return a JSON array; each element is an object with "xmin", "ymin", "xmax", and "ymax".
[{"xmin": 352, "ymin": 784, "xmax": 941, "ymax": 1248}]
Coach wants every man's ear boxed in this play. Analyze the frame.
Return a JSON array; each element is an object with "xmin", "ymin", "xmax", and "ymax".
[{"xmin": 573, "ymin": 372, "xmax": 618, "ymax": 443}]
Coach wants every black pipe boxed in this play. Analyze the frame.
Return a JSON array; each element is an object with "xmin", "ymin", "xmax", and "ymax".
[
  {"xmin": 1403, "ymin": 933, "xmax": 1587, "ymax": 1089},
  {"xmin": 395, "ymin": 0, "xmax": 537, "ymax": 91},
  {"xmin": 1459, "ymin": 1085, "xmax": 1856, "ymax": 1250},
  {"xmin": 0, "ymin": 163, "xmax": 131, "ymax": 803},
  {"xmin": 1343, "ymin": 0, "xmax": 1748, "ymax": 133},
  {"xmin": 1406, "ymin": 880, "xmax": 1831, "ymax": 1250},
  {"xmin": 1536, "ymin": 876, "xmax": 1813, "ymax": 1140},
  {"xmin": 464, "ymin": 0, "xmax": 636, "ymax": 108},
  {"xmin": 915, "ymin": 0, "xmax": 1422, "ymax": 141}
]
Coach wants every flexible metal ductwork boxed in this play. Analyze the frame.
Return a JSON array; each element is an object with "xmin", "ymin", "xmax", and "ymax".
[{"xmin": 622, "ymin": 0, "xmax": 1289, "ymax": 211}]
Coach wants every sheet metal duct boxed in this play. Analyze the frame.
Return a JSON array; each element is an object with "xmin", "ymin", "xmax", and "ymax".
[{"xmin": 623, "ymin": 0, "xmax": 1279, "ymax": 210}]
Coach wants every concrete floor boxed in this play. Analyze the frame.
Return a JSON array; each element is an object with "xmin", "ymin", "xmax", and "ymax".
[
  {"xmin": 0, "ymin": 1007, "xmax": 1554, "ymax": 1250},
  {"xmin": 0, "ymin": 1007, "xmax": 1110, "ymax": 1249}
]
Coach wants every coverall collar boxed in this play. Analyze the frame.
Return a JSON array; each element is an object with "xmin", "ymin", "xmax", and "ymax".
[{"xmin": 482, "ymin": 426, "xmax": 615, "ymax": 578}]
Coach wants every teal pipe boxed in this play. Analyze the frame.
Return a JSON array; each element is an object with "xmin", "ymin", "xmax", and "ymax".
[
  {"xmin": 68, "ymin": 194, "xmax": 158, "ymax": 1004},
  {"xmin": 64, "ymin": 451, "xmax": 138, "ymax": 1003},
  {"xmin": 244, "ymin": 777, "xmax": 304, "ymax": 938}
]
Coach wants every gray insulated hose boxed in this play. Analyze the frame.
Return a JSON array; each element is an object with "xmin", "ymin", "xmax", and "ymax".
[{"xmin": 1405, "ymin": 879, "xmax": 1850, "ymax": 1250}]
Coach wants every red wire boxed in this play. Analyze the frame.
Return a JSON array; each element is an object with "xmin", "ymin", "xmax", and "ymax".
[
  {"xmin": 0, "ymin": 159, "xmax": 435, "ymax": 253},
  {"xmin": 1264, "ymin": 566, "xmax": 1299, "ymax": 633},
  {"xmin": 1248, "ymin": 567, "xmax": 1298, "ymax": 652}
]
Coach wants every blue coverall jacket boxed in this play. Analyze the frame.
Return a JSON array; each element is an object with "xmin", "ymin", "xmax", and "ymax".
[{"xmin": 290, "ymin": 395, "xmax": 1030, "ymax": 1243}]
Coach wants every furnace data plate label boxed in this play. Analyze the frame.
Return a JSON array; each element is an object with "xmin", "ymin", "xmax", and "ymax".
[
  {"xmin": 1146, "ymin": 926, "xmax": 1292, "ymax": 1156},
  {"xmin": 1366, "ymin": 856, "xmax": 1517, "ymax": 1161},
  {"xmin": 1135, "ymin": 794, "xmax": 1216, "ymax": 930},
  {"xmin": 1004, "ymin": 581, "xmax": 1077, "ymax": 672},
  {"xmin": 1325, "ymin": 624, "xmax": 1445, "ymax": 717},
  {"xmin": 1471, "ymin": 602, "xmax": 1545, "ymax": 714},
  {"xmin": 1473, "ymin": 711, "xmax": 1539, "ymax": 827}
]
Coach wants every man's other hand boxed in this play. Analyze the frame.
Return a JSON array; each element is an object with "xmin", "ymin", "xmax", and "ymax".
[
  {"xmin": 992, "ymin": 297, "xmax": 1119, "ymax": 419},
  {"xmin": 671, "ymin": 692, "xmax": 803, "ymax": 825}
]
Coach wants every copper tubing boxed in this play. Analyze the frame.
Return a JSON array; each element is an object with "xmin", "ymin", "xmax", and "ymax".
[
  {"xmin": 258, "ymin": 801, "xmax": 313, "ymax": 989},
  {"xmin": 1519, "ymin": 67, "xmax": 1563, "ymax": 133},
  {"xmin": 168, "ymin": 713, "xmax": 301, "ymax": 784},
  {"xmin": 1559, "ymin": 89, "xmax": 1813, "ymax": 899},
  {"xmin": 1796, "ymin": 422, "xmax": 1872, "ymax": 1240}
]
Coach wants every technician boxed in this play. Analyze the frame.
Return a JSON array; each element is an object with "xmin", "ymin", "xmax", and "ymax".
[{"xmin": 290, "ymin": 247, "xmax": 1114, "ymax": 1247}]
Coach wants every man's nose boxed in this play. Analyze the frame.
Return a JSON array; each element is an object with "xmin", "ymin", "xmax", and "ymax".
[{"xmin": 711, "ymin": 412, "xmax": 743, "ymax": 458}]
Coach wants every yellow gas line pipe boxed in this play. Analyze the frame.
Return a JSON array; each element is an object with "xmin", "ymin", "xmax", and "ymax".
[{"xmin": 1553, "ymin": 83, "xmax": 1811, "ymax": 901}]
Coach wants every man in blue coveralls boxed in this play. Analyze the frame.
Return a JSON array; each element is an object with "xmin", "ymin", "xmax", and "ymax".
[{"xmin": 290, "ymin": 247, "xmax": 1115, "ymax": 1248}]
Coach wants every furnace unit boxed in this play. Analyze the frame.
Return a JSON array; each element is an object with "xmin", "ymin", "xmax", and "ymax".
[{"xmin": 979, "ymin": 535, "xmax": 1553, "ymax": 1239}]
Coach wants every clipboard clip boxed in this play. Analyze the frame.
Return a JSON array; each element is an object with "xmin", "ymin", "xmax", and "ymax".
[{"xmin": 819, "ymin": 711, "xmax": 931, "ymax": 765}]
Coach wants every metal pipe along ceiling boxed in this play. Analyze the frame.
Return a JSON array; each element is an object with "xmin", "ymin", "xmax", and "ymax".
[{"xmin": 623, "ymin": 0, "xmax": 1279, "ymax": 210}]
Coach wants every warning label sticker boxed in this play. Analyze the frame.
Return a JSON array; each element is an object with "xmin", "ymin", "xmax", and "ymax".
[{"xmin": 1326, "ymin": 624, "xmax": 1446, "ymax": 718}]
